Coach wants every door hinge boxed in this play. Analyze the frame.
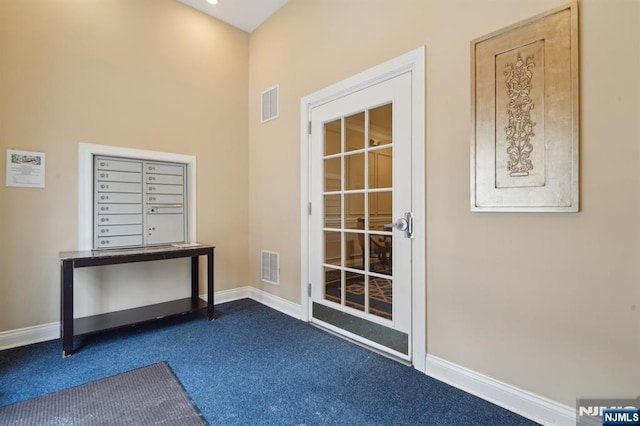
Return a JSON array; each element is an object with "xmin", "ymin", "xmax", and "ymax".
[
  {"xmin": 308, "ymin": 121, "xmax": 312, "ymax": 135},
  {"xmin": 308, "ymin": 283, "xmax": 312, "ymax": 297},
  {"xmin": 308, "ymin": 202, "xmax": 312, "ymax": 215}
]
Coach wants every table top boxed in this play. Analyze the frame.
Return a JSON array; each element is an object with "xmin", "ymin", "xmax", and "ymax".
[{"xmin": 60, "ymin": 242, "xmax": 214, "ymax": 261}]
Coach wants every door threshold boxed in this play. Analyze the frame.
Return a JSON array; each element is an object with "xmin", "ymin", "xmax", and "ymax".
[{"xmin": 311, "ymin": 322, "xmax": 413, "ymax": 367}]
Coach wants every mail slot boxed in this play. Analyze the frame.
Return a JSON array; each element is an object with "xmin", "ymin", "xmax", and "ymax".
[{"xmin": 147, "ymin": 205, "xmax": 184, "ymax": 214}]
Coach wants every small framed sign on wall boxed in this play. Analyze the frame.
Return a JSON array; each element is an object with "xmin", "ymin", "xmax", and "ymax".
[
  {"xmin": 470, "ymin": 2, "xmax": 579, "ymax": 212},
  {"xmin": 6, "ymin": 149, "xmax": 46, "ymax": 188}
]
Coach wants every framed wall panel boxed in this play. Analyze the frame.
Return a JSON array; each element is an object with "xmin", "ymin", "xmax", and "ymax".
[{"xmin": 471, "ymin": 2, "xmax": 579, "ymax": 212}]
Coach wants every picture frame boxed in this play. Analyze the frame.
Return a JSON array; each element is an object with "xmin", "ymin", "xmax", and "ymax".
[{"xmin": 470, "ymin": 2, "xmax": 579, "ymax": 212}]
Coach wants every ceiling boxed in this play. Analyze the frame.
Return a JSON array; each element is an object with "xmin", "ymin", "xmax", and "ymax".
[{"xmin": 176, "ymin": 0, "xmax": 288, "ymax": 33}]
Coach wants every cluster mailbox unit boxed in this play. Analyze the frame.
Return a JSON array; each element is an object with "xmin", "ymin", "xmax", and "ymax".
[
  {"xmin": 59, "ymin": 154, "xmax": 214, "ymax": 357},
  {"xmin": 94, "ymin": 156, "xmax": 187, "ymax": 249}
]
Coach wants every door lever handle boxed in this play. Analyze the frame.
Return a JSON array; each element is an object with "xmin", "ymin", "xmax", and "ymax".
[
  {"xmin": 392, "ymin": 218, "xmax": 408, "ymax": 232},
  {"xmin": 390, "ymin": 212, "xmax": 414, "ymax": 239}
]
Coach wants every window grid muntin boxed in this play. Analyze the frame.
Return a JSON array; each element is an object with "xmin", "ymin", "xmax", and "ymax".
[{"xmin": 322, "ymin": 103, "xmax": 394, "ymax": 318}]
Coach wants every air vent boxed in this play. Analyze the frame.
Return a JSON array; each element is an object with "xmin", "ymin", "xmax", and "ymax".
[
  {"xmin": 261, "ymin": 85, "xmax": 279, "ymax": 123},
  {"xmin": 261, "ymin": 250, "xmax": 279, "ymax": 285}
]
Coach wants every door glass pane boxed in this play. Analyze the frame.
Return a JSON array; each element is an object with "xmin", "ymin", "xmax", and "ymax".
[
  {"xmin": 368, "ymin": 234, "xmax": 392, "ymax": 275},
  {"xmin": 324, "ymin": 267, "xmax": 342, "ymax": 305},
  {"xmin": 345, "ymin": 153, "xmax": 364, "ymax": 190},
  {"xmin": 344, "ymin": 193, "xmax": 364, "ymax": 229},
  {"xmin": 345, "ymin": 272, "xmax": 366, "ymax": 312},
  {"xmin": 369, "ymin": 148, "xmax": 392, "ymax": 189},
  {"xmin": 324, "ymin": 157, "xmax": 341, "ymax": 192},
  {"xmin": 369, "ymin": 104, "xmax": 392, "ymax": 147},
  {"xmin": 324, "ymin": 231, "xmax": 341, "ymax": 266},
  {"xmin": 325, "ymin": 119, "xmax": 342, "ymax": 156},
  {"xmin": 369, "ymin": 277, "xmax": 392, "ymax": 320},
  {"xmin": 344, "ymin": 231, "xmax": 364, "ymax": 271},
  {"xmin": 369, "ymin": 191, "xmax": 392, "ymax": 231},
  {"xmin": 324, "ymin": 194, "xmax": 341, "ymax": 228},
  {"xmin": 345, "ymin": 112, "xmax": 365, "ymax": 152}
]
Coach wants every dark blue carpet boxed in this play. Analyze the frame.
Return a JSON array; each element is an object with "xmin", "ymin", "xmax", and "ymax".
[{"xmin": 0, "ymin": 299, "xmax": 538, "ymax": 425}]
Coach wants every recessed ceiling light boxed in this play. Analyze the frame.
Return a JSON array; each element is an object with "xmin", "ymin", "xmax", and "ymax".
[{"xmin": 206, "ymin": 0, "xmax": 218, "ymax": 5}]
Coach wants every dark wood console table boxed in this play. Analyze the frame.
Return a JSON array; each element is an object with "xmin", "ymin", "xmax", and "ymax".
[{"xmin": 59, "ymin": 243, "xmax": 215, "ymax": 357}]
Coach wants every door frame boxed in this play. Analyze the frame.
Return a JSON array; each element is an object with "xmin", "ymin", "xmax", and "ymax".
[{"xmin": 299, "ymin": 47, "xmax": 426, "ymax": 372}]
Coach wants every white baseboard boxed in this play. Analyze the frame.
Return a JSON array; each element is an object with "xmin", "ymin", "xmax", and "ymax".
[
  {"xmin": 0, "ymin": 322, "xmax": 60, "ymax": 351},
  {"xmin": 207, "ymin": 286, "xmax": 251, "ymax": 304},
  {"xmin": 247, "ymin": 287, "xmax": 302, "ymax": 319},
  {"xmin": 204, "ymin": 286, "xmax": 302, "ymax": 319},
  {"xmin": 425, "ymin": 354, "xmax": 576, "ymax": 426}
]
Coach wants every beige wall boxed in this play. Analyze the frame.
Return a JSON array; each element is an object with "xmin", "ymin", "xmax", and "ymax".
[
  {"xmin": 0, "ymin": 0, "xmax": 250, "ymax": 327},
  {"xmin": 249, "ymin": 0, "xmax": 639, "ymax": 407},
  {"xmin": 1, "ymin": 0, "xmax": 638, "ymax": 411}
]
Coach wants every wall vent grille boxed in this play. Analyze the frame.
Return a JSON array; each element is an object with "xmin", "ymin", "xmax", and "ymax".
[
  {"xmin": 261, "ymin": 250, "xmax": 279, "ymax": 285},
  {"xmin": 261, "ymin": 85, "xmax": 279, "ymax": 123}
]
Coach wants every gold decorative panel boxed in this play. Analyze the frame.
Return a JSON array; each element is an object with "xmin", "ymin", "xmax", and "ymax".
[{"xmin": 471, "ymin": 2, "xmax": 579, "ymax": 212}]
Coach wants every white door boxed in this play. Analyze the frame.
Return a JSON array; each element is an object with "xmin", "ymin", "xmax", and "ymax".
[{"xmin": 309, "ymin": 72, "xmax": 413, "ymax": 361}]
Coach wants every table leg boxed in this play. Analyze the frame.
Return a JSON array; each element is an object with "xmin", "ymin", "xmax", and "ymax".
[
  {"xmin": 61, "ymin": 260, "xmax": 75, "ymax": 357},
  {"xmin": 207, "ymin": 248, "xmax": 215, "ymax": 320},
  {"xmin": 191, "ymin": 255, "xmax": 199, "ymax": 301}
]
